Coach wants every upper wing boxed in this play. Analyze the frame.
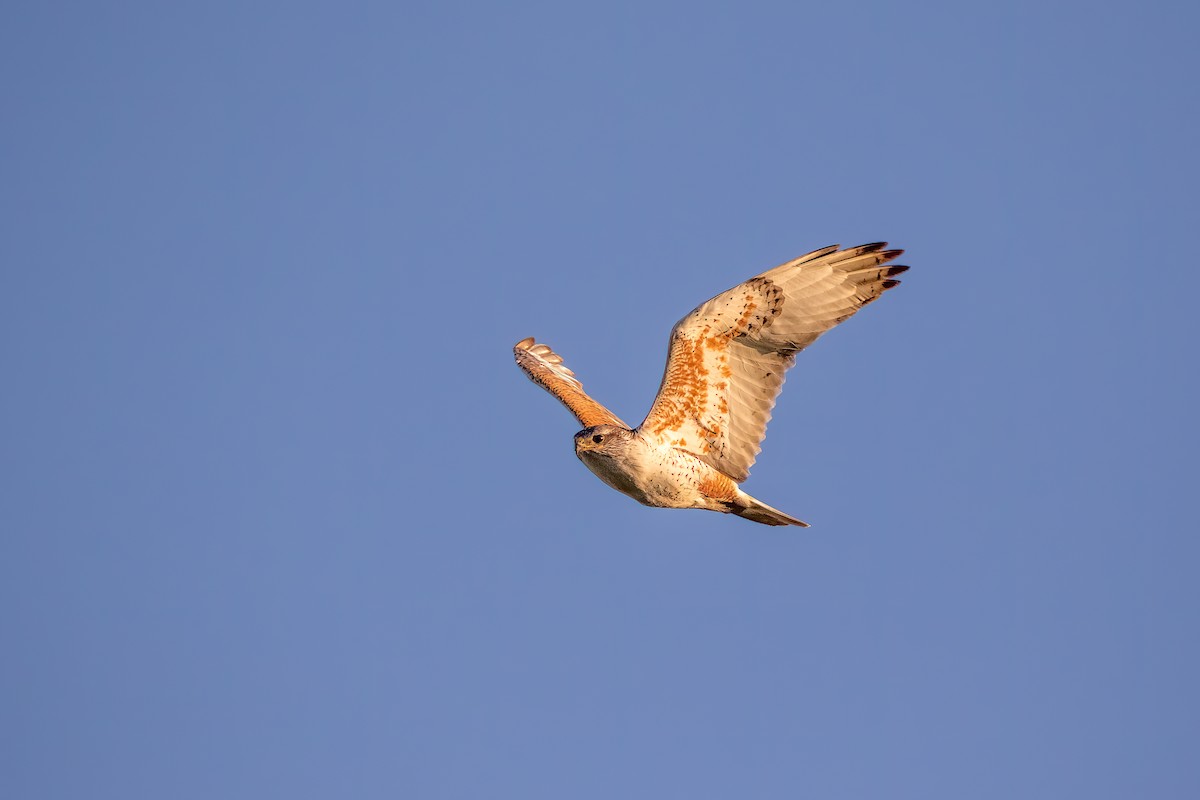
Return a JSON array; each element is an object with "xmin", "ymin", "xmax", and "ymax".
[
  {"xmin": 513, "ymin": 337, "xmax": 628, "ymax": 429},
  {"xmin": 637, "ymin": 243, "xmax": 908, "ymax": 482}
]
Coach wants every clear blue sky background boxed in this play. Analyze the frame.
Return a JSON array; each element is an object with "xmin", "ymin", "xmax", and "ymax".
[{"xmin": 3, "ymin": 2, "xmax": 1197, "ymax": 798}]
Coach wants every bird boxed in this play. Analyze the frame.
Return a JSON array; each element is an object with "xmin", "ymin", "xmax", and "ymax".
[{"xmin": 513, "ymin": 243, "xmax": 908, "ymax": 527}]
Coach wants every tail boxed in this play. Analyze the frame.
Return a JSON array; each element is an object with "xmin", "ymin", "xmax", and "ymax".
[{"xmin": 732, "ymin": 489, "xmax": 810, "ymax": 528}]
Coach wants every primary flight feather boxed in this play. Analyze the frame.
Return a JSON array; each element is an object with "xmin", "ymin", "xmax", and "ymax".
[{"xmin": 514, "ymin": 243, "xmax": 908, "ymax": 527}]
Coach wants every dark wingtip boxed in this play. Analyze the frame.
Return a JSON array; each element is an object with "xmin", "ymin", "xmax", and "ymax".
[
  {"xmin": 881, "ymin": 279, "xmax": 902, "ymax": 290},
  {"xmin": 885, "ymin": 264, "xmax": 910, "ymax": 277}
]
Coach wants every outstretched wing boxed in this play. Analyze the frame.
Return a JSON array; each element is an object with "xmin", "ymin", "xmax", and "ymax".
[
  {"xmin": 513, "ymin": 337, "xmax": 628, "ymax": 428},
  {"xmin": 637, "ymin": 243, "xmax": 907, "ymax": 482}
]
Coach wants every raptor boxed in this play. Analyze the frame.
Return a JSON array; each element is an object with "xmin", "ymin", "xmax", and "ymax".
[{"xmin": 514, "ymin": 243, "xmax": 908, "ymax": 526}]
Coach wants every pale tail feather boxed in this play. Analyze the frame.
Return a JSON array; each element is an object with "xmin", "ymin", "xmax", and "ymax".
[{"xmin": 733, "ymin": 489, "xmax": 810, "ymax": 528}]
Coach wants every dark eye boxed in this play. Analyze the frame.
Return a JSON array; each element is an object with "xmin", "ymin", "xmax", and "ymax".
[{"xmin": 592, "ymin": 434, "xmax": 603, "ymax": 444}]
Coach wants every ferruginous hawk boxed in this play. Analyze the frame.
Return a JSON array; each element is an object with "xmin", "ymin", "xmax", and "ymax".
[{"xmin": 514, "ymin": 243, "xmax": 908, "ymax": 527}]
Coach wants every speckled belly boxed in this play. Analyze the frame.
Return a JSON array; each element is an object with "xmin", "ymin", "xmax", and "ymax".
[{"xmin": 579, "ymin": 446, "xmax": 708, "ymax": 509}]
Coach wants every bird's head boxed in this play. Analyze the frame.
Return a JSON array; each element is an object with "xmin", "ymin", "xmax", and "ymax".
[{"xmin": 573, "ymin": 425, "xmax": 632, "ymax": 458}]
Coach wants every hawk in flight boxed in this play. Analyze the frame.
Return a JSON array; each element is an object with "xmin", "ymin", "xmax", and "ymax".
[{"xmin": 514, "ymin": 243, "xmax": 908, "ymax": 526}]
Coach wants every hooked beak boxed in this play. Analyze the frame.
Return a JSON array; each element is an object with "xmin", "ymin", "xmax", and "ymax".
[{"xmin": 575, "ymin": 435, "xmax": 601, "ymax": 454}]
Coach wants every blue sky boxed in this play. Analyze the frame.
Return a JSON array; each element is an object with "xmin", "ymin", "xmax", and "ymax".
[{"xmin": 3, "ymin": 1, "xmax": 1198, "ymax": 798}]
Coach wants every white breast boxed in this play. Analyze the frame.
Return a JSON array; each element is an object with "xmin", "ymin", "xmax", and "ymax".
[{"xmin": 578, "ymin": 435, "xmax": 708, "ymax": 509}]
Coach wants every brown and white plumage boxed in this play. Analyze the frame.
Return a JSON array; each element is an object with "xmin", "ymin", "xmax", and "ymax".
[{"xmin": 514, "ymin": 243, "xmax": 908, "ymax": 527}]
